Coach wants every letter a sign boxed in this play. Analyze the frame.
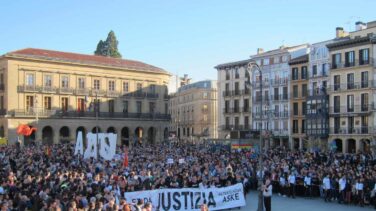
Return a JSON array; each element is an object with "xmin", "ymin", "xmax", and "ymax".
[{"xmin": 74, "ymin": 132, "xmax": 117, "ymax": 160}]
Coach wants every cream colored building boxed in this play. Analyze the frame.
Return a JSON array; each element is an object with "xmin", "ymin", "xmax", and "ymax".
[
  {"xmin": 289, "ymin": 54, "xmax": 309, "ymax": 150},
  {"xmin": 0, "ymin": 48, "xmax": 171, "ymax": 145},
  {"xmin": 169, "ymin": 80, "xmax": 218, "ymax": 141},
  {"xmin": 215, "ymin": 59, "xmax": 252, "ymax": 139},
  {"xmin": 327, "ymin": 21, "xmax": 376, "ymax": 153}
]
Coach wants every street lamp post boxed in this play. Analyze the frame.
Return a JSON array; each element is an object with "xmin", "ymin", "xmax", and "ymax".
[
  {"xmin": 95, "ymin": 93, "xmax": 99, "ymax": 155},
  {"xmin": 247, "ymin": 62, "xmax": 263, "ymax": 211}
]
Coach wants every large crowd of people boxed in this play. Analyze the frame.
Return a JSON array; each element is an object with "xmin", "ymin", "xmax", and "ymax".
[{"xmin": 0, "ymin": 141, "xmax": 375, "ymax": 210}]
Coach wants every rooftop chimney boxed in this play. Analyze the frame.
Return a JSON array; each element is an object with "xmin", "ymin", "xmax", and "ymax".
[
  {"xmin": 367, "ymin": 21, "xmax": 376, "ymax": 29},
  {"xmin": 257, "ymin": 48, "xmax": 264, "ymax": 55},
  {"xmin": 336, "ymin": 27, "xmax": 347, "ymax": 38},
  {"xmin": 355, "ymin": 21, "xmax": 367, "ymax": 31}
]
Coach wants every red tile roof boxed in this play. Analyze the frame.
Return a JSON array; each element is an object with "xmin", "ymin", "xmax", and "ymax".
[{"xmin": 4, "ymin": 48, "xmax": 169, "ymax": 74}]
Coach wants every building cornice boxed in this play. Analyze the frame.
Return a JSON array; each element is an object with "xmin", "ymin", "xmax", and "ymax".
[
  {"xmin": 214, "ymin": 59, "xmax": 251, "ymax": 70},
  {"xmin": 3, "ymin": 54, "xmax": 171, "ymax": 76},
  {"xmin": 326, "ymin": 36, "xmax": 372, "ymax": 51}
]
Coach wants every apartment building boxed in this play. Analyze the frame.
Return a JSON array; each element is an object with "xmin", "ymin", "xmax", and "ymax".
[
  {"xmin": 327, "ymin": 21, "xmax": 376, "ymax": 153},
  {"xmin": 250, "ymin": 45, "xmax": 308, "ymax": 148},
  {"xmin": 169, "ymin": 80, "xmax": 218, "ymax": 141},
  {"xmin": 215, "ymin": 59, "xmax": 252, "ymax": 139},
  {"xmin": 289, "ymin": 54, "xmax": 309, "ymax": 150},
  {"xmin": 0, "ymin": 48, "xmax": 171, "ymax": 145},
  {"xmin": 305, "ymin": 32, "xmax": 346, "ymax": 150}
]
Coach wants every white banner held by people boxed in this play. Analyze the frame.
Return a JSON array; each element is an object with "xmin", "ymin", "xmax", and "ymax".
[
  {"xmin": 74, "ymin": 132, "xmax": 117, "ymax": 160},
  {"xmin": 124, "ymin": 183, "xmax": 245, "ymax": 211}
]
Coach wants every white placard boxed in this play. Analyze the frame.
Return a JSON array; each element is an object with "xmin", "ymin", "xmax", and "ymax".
[{"xmin": 167, "ymin": 158, "xmax": 174, "ymax": 164}]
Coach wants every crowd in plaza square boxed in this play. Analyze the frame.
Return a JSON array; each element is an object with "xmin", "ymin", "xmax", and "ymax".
[{"xmin": 0, "ymin": 141, "xmax": 376, "ymax": 210}]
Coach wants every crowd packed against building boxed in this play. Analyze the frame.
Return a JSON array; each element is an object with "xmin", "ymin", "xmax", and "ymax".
[{"xmin": 0, "ymin": 18, "xmax": 376, "ymax": 210}]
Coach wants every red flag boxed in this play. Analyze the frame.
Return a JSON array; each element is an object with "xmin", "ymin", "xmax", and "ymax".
[{"xmin": 123, "ymin": 147, "xmax": 129, "ymax": 167}]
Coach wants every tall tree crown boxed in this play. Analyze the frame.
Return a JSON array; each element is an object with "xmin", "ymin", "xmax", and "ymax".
[{"xmin": 94, "ymin": 30, "xmax": 122, "ymax": 58}]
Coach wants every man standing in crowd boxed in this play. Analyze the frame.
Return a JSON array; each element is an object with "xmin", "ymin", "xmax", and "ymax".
[
  {"xmin": 323, "ymin": 174, "xmax": 331, "ymax": 202},
  {"xmin": 338, "ymin": 175, "xmax": 346, "ymax": 204},
  {"xmin": 304, "ymin": 173, "xmax": 312, "ymax": 198},
  {"xmin": 355, "ymin": 178, "xmax": 364, "ymax": 207},
  {"xmin": 288, "ymin": 172, "xmax": 296, "ymax": 198},
  {"xmin": 263, "ymin": 175, "xmax": 273, "ymax": 211}
]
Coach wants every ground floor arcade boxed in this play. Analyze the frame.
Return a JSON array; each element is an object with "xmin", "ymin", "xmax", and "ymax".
[{"xmin": 2, "ymin": 118, "xmax": 170, "ymax": 146}]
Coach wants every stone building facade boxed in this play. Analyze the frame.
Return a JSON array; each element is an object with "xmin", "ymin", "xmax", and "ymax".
[{"xmin": 0, "ymin": 48, "xmax": 171, "ymax": 145}]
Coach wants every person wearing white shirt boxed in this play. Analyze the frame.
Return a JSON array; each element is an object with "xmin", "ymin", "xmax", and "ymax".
[
  {"xmin": 304, "ymin": 174, "xmax": 312, "ymax": 198},
  {"xmin": 288, "ymin": 173, "xmax": 296, "ymax": 198},
  {"xmin": 279, "ymin": 174, "xmax": 287, "ymax": 197},
  {"xmin": 355, "ymin": 178, "xmax": 364, "ymax": 207},
  {"xmin": 338, "ymin": 176, "xmax": 346, "ymax": 204},
  {"xmin": 262, "ymin": 176, "xmax": 273, "ymax": 211},
  {"xmin": 322, "ymin": 175, "xmax": 331, "ymax": 202}
]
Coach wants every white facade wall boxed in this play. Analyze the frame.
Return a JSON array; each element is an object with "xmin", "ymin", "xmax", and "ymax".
[
  {"xmin": 308, "ymin": 40, "xmax": 335, "ymax": 95},
  {"xmin": 250, "ymin": 45, "xmax": 308, "ymax": 148}
]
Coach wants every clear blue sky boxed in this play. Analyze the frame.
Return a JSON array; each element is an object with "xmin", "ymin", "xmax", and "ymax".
[{"xmin": 1, "ymin": 0, "xmax": 375, "ymax": 81}]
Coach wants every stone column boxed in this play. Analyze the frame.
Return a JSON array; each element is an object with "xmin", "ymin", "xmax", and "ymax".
[
  {"xmin": 53, "ymin": 128, "xmax": 59, "ymax": 144},
  {"xmin": 343, "ymin": 139, "xmax": 348, "ymax": 154},
  {"xmin": 35, "ymin": 129, "xmax": 42, "ymax": 142},
  {"xmin": 128, "ymin": 130, "xmax": 134, "ymax": 150},
  {"xmin": 356, "ymin": 139, "xmax": 361, "ymax": 153},
  {"xmin": 116, "ymin": 132, "xmax": 121, "ymax": 146},
  {"xmin": 69, "ymin": 126, "xmax": 76, "ymax": 143},
  {"xmin": 299, "ymin": 138, "xmax": 303, "ymax": 150}
]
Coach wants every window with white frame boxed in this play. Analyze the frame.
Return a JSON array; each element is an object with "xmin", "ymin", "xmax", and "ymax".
[
  {"xmin": 123, "ymin": 82, "xmax": 129, "ymax": 93},
  {"xmin": 61, "ymin": 76, "xmax": 69, "ymax": 88},
  {"xmin": 44, "ymin": 75, "xmax": 52, "ymax": 87},
  {"xmin": 93, "ymin": 79, "xmax": 100, "ymax": 90},
  {"xmin": 26, "ymin": 74, "xmax": 35, "ymax": 86},
  {"xmin": 78, "ymin": 78, "xmax": 85, "ymax": 89},
  {"xmin": 108, "ymin": 80, "xmax": 115, "ymax": 91}
]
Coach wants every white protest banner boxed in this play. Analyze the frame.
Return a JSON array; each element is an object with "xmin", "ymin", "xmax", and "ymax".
[
  {"xmin": 98, "ymin": 133, "xmax": 117, "ymax": 160},
  {"xmin": 75, "ymin": 132, "xmax": 117, "ymax": 160},
  {"xmin": 84, "ymin": 133, "xmax": 98, "ymax": 159},
  {"xmin": 74, "ymin": 131, "xmax": 84, "ymax": 155},
  {"xmin": 124, "ymin": 183, "xmax": 245, "ymax": 211}
]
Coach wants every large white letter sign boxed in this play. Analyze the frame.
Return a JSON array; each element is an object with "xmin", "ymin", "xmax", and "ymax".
[
  {"xmin": 74, "ymin": 131, "xmax": 84, "ymax": 155},
  {"xmin": 99, "ymin": 133, "xmax": 117, "ymax": 160},
  {"xmin": 84, "ymin": 133, "xmax": 98, "ymax": 159}
]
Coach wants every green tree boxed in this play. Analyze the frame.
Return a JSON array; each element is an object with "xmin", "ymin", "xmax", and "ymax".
[
  {"xmin": 94, "ymin": 40, "xmax": 106, "ymax": 56},
  {"xmin": 94, "ymin": 31, "xmax": 122, "ymax": 58}
]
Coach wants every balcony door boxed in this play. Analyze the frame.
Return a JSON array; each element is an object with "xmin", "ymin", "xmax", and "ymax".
[{"xmin": 77, "ymin": 98, "xmax": 85, "ymax": 112}]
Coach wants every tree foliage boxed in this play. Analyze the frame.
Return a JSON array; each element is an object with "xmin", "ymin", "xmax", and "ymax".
[{"xmin": 94, "ymin": 31, "xmax": 122, "ymax": 58}]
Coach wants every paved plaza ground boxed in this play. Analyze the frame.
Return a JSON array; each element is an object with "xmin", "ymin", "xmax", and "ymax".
[{"xmin": 230, "ymin": 191, "xmax": 373, "ymax": 211}]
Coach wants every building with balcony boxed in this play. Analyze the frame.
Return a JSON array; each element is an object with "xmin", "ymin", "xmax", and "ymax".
[
  {"xmin": 327, "ymin": 21, "xmax": 376, "ymax": 153},
  {"xmin": 250, "ymin": 45, "xmax": 309, "ymax": 148},
  {"xmin": 169, "ymin": 80, "xmax": 218, "ymax": 141},
  {"xmin": 289, "ymin": 54, "xmax": 309, "ymax": 150},
  {"xmin": 305, "ymin": 87, "xmax": 329, "ymax": 148},
  {"xmin": 305, "ymin": 31, "xmax": 344, "ymax": 150},
  {"xmin": 0, "ymin": 48, "xmax": 171, "ymax": 145},
  {"xmin": 215, "ymin": 59, "xmax": 252, "ymax": 139}
]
